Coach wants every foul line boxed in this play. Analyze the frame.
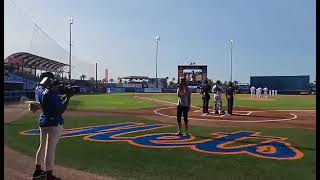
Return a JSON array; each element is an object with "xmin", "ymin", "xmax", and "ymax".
[
  {"xmin": 153, "ymin": 107, "xmax": 298, "ymax": 123},
  {"xmin": 134, "ymin": 96, "xmax": 200, "ymax": 108}
]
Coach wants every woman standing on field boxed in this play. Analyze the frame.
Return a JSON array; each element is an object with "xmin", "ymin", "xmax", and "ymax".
[{"xmin": 176, "ymin": 77, "xmax": 191, "ymax": 136}]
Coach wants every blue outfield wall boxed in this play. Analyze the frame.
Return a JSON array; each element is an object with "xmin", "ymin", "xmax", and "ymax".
[
  {"xmin": 109, "ymin": 87, "xmax": 177, "ymax": 93},
  {"xmin": 110, "ymin": 87, "xmax": 126, "ymax": 93}
]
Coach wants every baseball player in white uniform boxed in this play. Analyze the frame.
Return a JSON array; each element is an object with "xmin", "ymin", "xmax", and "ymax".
[
  {"xmin": 263, "ymin": 87, "xmax": 268, "ymax": 98},
  {"xmin": 269, "ymin": 90, "xmax": 272, "ymax": 96},
  {"xmin": 212, "ymin": 80, "xmax": 223, "ymax": 114},
  {"xmin": 275, "ymin": 90, "xmax": 278, "ymax": 96},
  {"xmin": 272, "ymin": 90, "xmax": 275, "ymax": 96},
  {"xmin": 256, "ymin": 87, "xmax": 262, "ymax": 98},
  {"xmin": 250, "ymin": 86, "xmax": 256, "ymax": 98}
]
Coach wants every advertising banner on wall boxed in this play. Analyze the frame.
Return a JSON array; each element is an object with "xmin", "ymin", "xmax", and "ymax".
[{"xmin": 144, "ymin": 88, "xmax": 162, "ymax": 93}]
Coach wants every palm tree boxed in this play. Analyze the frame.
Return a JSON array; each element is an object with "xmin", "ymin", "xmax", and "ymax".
[{"xmin": 80, "ymin": 74, "xmax": 86, "ymax": 80}]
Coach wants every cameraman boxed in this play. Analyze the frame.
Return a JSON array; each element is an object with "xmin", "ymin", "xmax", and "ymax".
[
  {"xmin": 200, "ymin": 79, "xmax": 211, "ymax": 113},
  {"xmin": 32, "ymin": 72, "xmax": 71, "ymax": 180}
]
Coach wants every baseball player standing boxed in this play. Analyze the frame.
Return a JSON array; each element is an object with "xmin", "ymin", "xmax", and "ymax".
[
  {"xmin": 32, "ymin": 72, "xmax": 72, "ymax": 180},
  {"xmin": 250, "ymin": 86, "xmax": 256, "ymax": 98},
  {"xmin": 212, "ymin": 80, "xmax": 223, "ymax": 114},
  {"xmin": 226, "ymin": 81, "xmax": 235, "ymax": 115},
  {"xmin": 263, "ymin": 87, "xmax": 268, "ymax": 98},
  {"xmin": 275, "ymin": 90, "xmax": 278, "ymax": 96},
  {"xmin": 272, "ymin": 90, "xmax": 275, "ymax": 96},
  {"xmin": 200, "ymin": 79, "xmax": 211, "ymax": 113},
  {"xmin": 256, "ymin": 87, "xmax": 262, "ymax": 98}
]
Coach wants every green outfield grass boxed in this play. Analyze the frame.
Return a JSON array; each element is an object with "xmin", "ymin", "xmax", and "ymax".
[
  {"xmin": 69, "ymin": 94, "xmax": 159, "ymax": 109},
  {"xmin": 69, "ymin": 93, "xmax": 316, "ymax": 110},
  {"xmin": 5, "ymin": 114, "xmax": 316, "ymax": 180}
]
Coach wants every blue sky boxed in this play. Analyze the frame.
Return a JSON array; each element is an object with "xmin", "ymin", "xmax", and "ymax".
[{"xmin": 4, "ymin": 0, "xmax": 316, "ymax": 83}]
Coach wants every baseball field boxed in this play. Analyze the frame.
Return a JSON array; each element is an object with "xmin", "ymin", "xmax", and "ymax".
[{"xmin": 4, "ymin": 93, "xmax": 316, "ymax": 180}]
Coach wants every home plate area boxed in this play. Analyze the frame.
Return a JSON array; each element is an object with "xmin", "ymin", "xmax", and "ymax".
[
  {"xmin": 193, "ymin": 109, "xmax": 252, "ymax": 117},
  {"xmin": 154, "ymin": 107, "xmax": 297, "ymax": 123}
]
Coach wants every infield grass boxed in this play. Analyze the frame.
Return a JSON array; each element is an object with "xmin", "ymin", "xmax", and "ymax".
[{"xmin": 4, "ymin": 113, "xmax": 316, "ymax": 180}]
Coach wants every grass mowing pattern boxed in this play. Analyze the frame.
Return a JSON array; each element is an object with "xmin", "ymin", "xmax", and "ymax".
[
  {"xmin": 5, "ymin": 114, "xmax": 315, "ymax": 180},
  {"xmin": 69, "ymin": 94, "xmax": 159, "ymax": 109}
]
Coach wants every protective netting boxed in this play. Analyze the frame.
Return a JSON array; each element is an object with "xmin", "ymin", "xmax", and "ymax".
[{"xmin": 4, "ymin": 0, "xmax": 96, "ymax": 80}]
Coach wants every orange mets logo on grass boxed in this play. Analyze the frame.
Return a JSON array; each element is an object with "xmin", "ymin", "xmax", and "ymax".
[{"xmin": 20, "ymin": 122, "xmax": 303, "ymax": 160}]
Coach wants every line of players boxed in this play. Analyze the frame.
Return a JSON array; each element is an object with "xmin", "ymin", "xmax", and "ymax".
[{"xmin": 250, "ymin": 86, "xmax": 278, "ymax": 98}]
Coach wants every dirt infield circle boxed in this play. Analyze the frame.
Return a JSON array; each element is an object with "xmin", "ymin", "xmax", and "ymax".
[{"xmin": 154, "ymin": 107, "xmax": 298, "ymax": 123}]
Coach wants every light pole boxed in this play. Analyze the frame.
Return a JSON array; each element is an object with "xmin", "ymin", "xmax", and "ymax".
[
  {"xmin": 229, "ymin": 40, "xmax": 234, "ymax": 82},
  {"xmin": 155, "ymin": 36, "xmax": 160, "ymax": 88},
  {"xmin": 69, "ymin": 17, "xmax": 74, "ymax": 82}
]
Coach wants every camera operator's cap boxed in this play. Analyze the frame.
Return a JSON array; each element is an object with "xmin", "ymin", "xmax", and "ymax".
[
  {"xmin": 39, "ymin": 72, "xmax": 55, "ymax": 85},
  {"xmin": 39, "ymin": 72, "xmax": 54, "ymax": 81}
]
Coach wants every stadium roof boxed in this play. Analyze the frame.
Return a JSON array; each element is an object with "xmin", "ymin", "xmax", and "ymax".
[
  {"xmin": 120, "ymin": 76, "xmax": 149, "ymax": 80},
  {"xmin": 4, "ymin": 52, "xmax": 69, "ymax": 73}
]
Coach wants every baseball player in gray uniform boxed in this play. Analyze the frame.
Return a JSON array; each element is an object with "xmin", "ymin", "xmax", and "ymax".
[{"xmin": 212, "ymin": 80, "xmax": 223, "ymax": 114}]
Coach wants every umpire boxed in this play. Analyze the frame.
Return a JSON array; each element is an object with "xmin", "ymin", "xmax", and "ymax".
[
  {"xmin": 226, "ymin": 81, "xmax": 235, "ymax": 115},
  {"xmin": 200, "ymin": 79, "xmax": 211, "ymax": 113}
]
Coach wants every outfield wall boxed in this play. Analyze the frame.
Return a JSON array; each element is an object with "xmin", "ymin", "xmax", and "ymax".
[{"xmin": 250, "ymin": 75, "xmax": 310, "ymax": 95}]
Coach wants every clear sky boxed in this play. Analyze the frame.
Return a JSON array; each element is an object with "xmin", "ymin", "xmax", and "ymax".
[{"xmin": 4, "ymin": 0, "xmax": 316, "ymax": 83}]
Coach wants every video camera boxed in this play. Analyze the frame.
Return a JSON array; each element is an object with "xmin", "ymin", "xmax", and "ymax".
[
  {"xmin": 56, "ymin": 82, "xmax": 80, "ymax": 96},
  {"xmin": 39, "ymin": 74, "xmax": 80, "ymax": 96}
]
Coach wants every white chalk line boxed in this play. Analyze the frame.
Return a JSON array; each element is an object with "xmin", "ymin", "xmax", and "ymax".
[
  {"xmin": 134, "ymin": 96, "xmax": 200, "ymax": 108},
  {"xmin": 153, "ymin": 107, "xmax": 298, "ymax": 123},
  {"xmin": 199, "ymin": 110, "xmax": 252, "ymax": 117},
  {"xmin": 134, "ymin": 96, "xmax": 315, "ymax": 112}
]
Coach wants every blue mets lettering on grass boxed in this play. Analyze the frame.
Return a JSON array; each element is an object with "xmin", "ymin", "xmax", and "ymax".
[{"xmin": 20, "ymin": 122, "xmax": 303, "ymax": 160}]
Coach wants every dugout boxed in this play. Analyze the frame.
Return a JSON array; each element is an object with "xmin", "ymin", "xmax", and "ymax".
[{"xmin": 250, "ymin": 75, "xmax": 310, "ymax": 95}]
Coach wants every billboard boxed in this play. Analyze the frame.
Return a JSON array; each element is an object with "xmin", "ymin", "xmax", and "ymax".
[{"xmin": 178, "ymin": 65, "xmax": 207, "ymax": 86}]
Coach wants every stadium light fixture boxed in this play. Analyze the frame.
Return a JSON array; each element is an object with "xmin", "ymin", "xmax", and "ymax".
[
  {"xmin": 69, "ymin": 17, "xmax": 74, "ymax": 82},
  {"xmin": 155, "ymin": 36, "xmax": 160, "ymax": 88},
  {"xmin": 229, "ymin": 40, "xmax": 235, "ymax": 82}
]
